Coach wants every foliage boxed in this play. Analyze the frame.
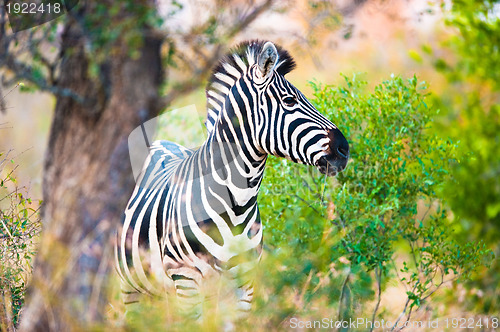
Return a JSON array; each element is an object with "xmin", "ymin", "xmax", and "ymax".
[
  {"xmin": 253, "ymin": 75, "xmax": 491, "ymax": 328},
  {"xmin": 0, "ymin": 0, "xmax": 277, "ymax": 110},
  {"xmin": 428, "ymin": 0, "xmax": 500, "ymax": 314},
  {"xmin": 433, "ymin": 0, "xmax": 500, "ymax": 236},
  {"xmin": 0, "ymin": 151, "xmax": 41, "ymax": 329}
]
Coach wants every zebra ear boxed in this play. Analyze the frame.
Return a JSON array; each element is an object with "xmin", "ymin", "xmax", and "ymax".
[{"xmin": 257, "ymin": 42, "xmax": 279, "ymax": 80}]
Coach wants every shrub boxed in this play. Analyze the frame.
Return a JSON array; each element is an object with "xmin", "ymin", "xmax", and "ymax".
[
  {"xmin": 429, "ymin": 0, "xmax": 500, "ymax": 314},
  {"xmin": 254, "ymin": 75, "xmax": 491, "ymax": 329},
  {"xmin": 0, "ymin": 151, "xmax": 41, "ymax": 329}
]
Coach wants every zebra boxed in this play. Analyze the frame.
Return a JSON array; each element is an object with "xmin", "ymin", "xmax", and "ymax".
[{"xmin": 115, "ymin": 40, "xmax": 349, "ymax": 319}]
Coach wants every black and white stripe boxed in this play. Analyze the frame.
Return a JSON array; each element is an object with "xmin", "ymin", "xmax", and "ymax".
[{"xmin": 115, "ymin": 40, "xmax": 349, "ymax": 317}]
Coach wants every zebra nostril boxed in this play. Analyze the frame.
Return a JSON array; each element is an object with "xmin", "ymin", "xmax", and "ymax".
[
  {"xmin": 327, "ymin": 127, "xmax": 349, "ymax": 160},
  {"xmin": 337, "ymin": 146, "xmax": 349, "ymax": 159}
]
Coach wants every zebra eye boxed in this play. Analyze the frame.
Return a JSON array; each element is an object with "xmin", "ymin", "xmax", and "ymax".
[{"xmin": 283, "ymin": 96, "xmax": 297, "ymax": 107}]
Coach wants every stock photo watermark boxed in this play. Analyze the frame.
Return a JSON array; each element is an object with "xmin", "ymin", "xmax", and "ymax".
[
  {"xmin": 3, "ymin": 0, "xmax": 79, "ymax": 32},
  {"xmin": 128, "ymin": 104, "xmax": 207, "ymax": 182},
  {"xmin": 289, "ymin": 316, "xmax": 499, "ymax": 330}
]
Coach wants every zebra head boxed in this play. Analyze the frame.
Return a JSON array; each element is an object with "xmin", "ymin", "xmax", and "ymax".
[
  {"xmin": 253, "ymin": 41, "xmax": 349, "ymax": 176},
  {"xmin": 206, "ymin": 40, "xmax": 349, "ymax": 176}
]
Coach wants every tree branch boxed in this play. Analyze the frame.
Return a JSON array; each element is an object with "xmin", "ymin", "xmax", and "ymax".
[
  {"xmin": 158, "ymin": 0, "xmax": 274, "ymax": 111},
  {"xmin": 1, "ymin": 54, "xmax": 85, "ymax": 102},
  {"xmin": 369, "ymin": 267, "xmax": 382, "ymax": 332},
  {"xmin": 337, "ymin": 268, "xmax": 351, "ymax": 322}
]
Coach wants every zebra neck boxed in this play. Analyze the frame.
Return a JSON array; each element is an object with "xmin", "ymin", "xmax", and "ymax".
[
  {"xmin": 204, "ymin": 99, "xmax": 267, "ymax": 206},
  {"xmin": 202, "ymin": 76, "xmax": 269, "ymax": 208},
  {"xmin": 200, "ymin": 134, "xmax": 267, "ymax": 209}
]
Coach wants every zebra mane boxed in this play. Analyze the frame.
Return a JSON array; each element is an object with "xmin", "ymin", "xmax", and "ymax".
[{"xmin": 205, "ymin": 40, "xmax": 296, "ymax": 134}]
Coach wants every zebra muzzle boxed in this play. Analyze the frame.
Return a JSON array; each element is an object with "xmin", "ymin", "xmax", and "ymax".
[
  {"xmin": 316, "ymin": 128, "xmax": 349, "ymax": 176},
  {"xmin": 316, "ymin": 155, "xmax": 347, "ymax": 176}
]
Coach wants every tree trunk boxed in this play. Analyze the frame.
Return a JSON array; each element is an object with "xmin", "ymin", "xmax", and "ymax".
[{"xmin": 19, "ymin": 3, "xmax": 163, "ymax": 330}]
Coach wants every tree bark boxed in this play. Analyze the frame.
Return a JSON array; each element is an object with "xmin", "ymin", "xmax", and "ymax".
[{"xmin": 18, "ymin": 3, "xmax": 163, "ymax": 330}]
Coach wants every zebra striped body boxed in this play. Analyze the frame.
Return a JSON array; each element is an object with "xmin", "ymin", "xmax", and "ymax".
[{"xmin": 115, "ymin": 40, "xmax": 349, "ymax": 317}]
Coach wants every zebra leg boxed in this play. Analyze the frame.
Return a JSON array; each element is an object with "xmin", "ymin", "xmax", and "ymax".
[
  {"xmin": 120, "ymin": 282, "xmax": 143, "ymax": 306},
  {"xmin": 226, "ymin": 258, "xmax": 258, "ymax": 319},
  {"xmin": 118, "ymin": 278, "xmax": 152, "ymax": 320},
  {"xmin": 169, "ymin": 268, "xmax": 203, "ymax": 319},
  {"xmin": 235, "ymin": 283, "xmax": 254, "ymax": 317}
]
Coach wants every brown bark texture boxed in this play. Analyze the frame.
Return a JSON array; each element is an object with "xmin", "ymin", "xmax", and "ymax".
[{"xmin": 18, "ymin": 2, "xmax": 163, "ymax": 330}]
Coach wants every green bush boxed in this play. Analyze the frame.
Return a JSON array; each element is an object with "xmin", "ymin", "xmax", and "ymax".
[
  {"xmin": 434, "ymin": 0, "xmax": 500, "ymax": 237},
  {"xmin": 253, "ymin": 75, "xmax": 491, "ymax": 328},
  {"xmin": 429, "ymin": 0, "xmax": 500, "ymax": 314},
  {"xmin": 0, "ymin": 151, "xmax": 41, "ymax": 328}
]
